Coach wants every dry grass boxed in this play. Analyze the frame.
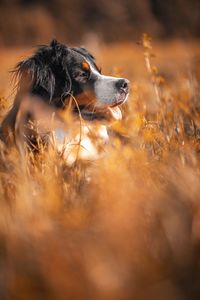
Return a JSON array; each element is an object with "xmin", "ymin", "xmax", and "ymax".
[{"xmin": 0, "ymin": 37, "xmax": 200, "ymax": 300}]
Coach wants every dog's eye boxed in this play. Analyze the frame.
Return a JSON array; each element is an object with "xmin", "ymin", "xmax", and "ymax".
[
  {"xmin": 74, "ymin": 70, "xmax": 90, "ymax": 82},
  {"xmin": 79, "ymin": 71, "xmax": 88, "ymax": 78}
]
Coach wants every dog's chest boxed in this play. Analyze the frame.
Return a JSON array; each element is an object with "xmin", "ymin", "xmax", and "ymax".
[{"xmin": 53, "ymin": 125, "xmax": 109, "ymax": 165}]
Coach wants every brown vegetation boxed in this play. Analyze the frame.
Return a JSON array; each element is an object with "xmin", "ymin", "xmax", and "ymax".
[{"xmin": 0, "ymin": 37, "xmax": 200, "ymax": 299}]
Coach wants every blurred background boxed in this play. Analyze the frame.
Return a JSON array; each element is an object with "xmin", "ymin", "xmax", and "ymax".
[{"xmin": 0, "ymin": 0, "xmax": 199, "ymax": 46}]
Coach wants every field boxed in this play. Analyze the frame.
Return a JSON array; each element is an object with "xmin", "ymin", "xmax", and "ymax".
[{"xmin": 0, "ymin": 38, "xmax": 200, "ymax": 300}]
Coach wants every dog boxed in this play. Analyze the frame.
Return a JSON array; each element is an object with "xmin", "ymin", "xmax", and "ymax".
[{"xmin": 0, "ymin": 40, "xmax": 129, "ymax": 164}]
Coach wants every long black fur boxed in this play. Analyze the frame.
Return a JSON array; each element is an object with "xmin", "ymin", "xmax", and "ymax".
[
  {"xmin": 0, "ymin": 39, "xmax": 98, "ymax": 145},
  {"xmin": 14, "ymin": 39, "xmax": 97, "ymax": 108}
]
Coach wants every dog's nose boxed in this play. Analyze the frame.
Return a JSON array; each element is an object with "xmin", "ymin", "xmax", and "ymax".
[{"xmin": 116, "ymin": 78, "xmax": 130, "ymax": 93}]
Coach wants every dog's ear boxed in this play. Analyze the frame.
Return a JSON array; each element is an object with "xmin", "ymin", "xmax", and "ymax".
[
  {"xmin": 14, "ymin": 41, "xmax": 72, "ymax": 105},
  {"xmin": 15, "ymin": 54, "xmax": 55, "ymax": 100}
]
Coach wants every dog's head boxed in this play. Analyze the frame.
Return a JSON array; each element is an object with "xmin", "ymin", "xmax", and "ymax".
[{"xmin": 15, "ymin": 40, "xmax": 129, "ymax": 121}]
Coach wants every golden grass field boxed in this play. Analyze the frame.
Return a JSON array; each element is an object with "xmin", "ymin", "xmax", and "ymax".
[{"xmin": 0, "ymin": 37, "xmax": 200, "ymax": 299}]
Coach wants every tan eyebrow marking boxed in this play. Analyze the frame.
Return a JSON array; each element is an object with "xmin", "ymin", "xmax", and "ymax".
[{"xmin": 81, "ymin": 61, "xmax": 90, "ymax": 71}]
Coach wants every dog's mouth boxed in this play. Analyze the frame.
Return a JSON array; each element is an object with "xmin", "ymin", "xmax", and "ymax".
[
  {"xmin": 72, "ymin": 89, "xmax": 129, "ymax": 122},
  {"xmin": 106, "ymin": 99, "xmax": 125, "ymax": 120},
  {"xmin": 106, "ymin": 88, "xmax": 129, "ymax": 120},
  {"xmin": 75, "ymin": 99, "xmax": 126, "ymax": 122}
]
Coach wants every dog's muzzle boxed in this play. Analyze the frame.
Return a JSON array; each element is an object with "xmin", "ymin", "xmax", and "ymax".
[
  {"xmin": 94, "ymin": 76, "xmax": 129, "ymax": 106},
  {"xmin": 79, "ymin": 76, "xmax": 130, "ymax": 122}
]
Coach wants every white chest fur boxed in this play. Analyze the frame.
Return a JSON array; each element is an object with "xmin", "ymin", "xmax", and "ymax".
[{"xmin": 53, "ymin": 124, "xmax": 109, "ymax": 165}]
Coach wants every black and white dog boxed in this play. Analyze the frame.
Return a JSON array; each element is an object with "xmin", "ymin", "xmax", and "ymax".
[{"xmin": 0, "ymin": 40, "xmax": 129, "ymax": 163}]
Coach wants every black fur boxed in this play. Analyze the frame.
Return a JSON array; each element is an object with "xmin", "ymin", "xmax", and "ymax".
[{"xmin": 14, "ymin": 39, "xmax": 98, "ymax": 108}]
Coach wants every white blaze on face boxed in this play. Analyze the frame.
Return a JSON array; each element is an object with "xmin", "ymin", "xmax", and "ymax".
[
  {"xmin": 83, "ymin": 57, "xmax": 129, "ymax": 121},
  {"xmin": 86, "ymin": 59, "xmax": 122, "ymax": 107}
]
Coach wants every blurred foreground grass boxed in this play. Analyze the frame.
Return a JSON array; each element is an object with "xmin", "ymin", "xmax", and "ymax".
[{"xmin": 0, "ymin": 39, "xmax": 200, "ymax": 300}]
